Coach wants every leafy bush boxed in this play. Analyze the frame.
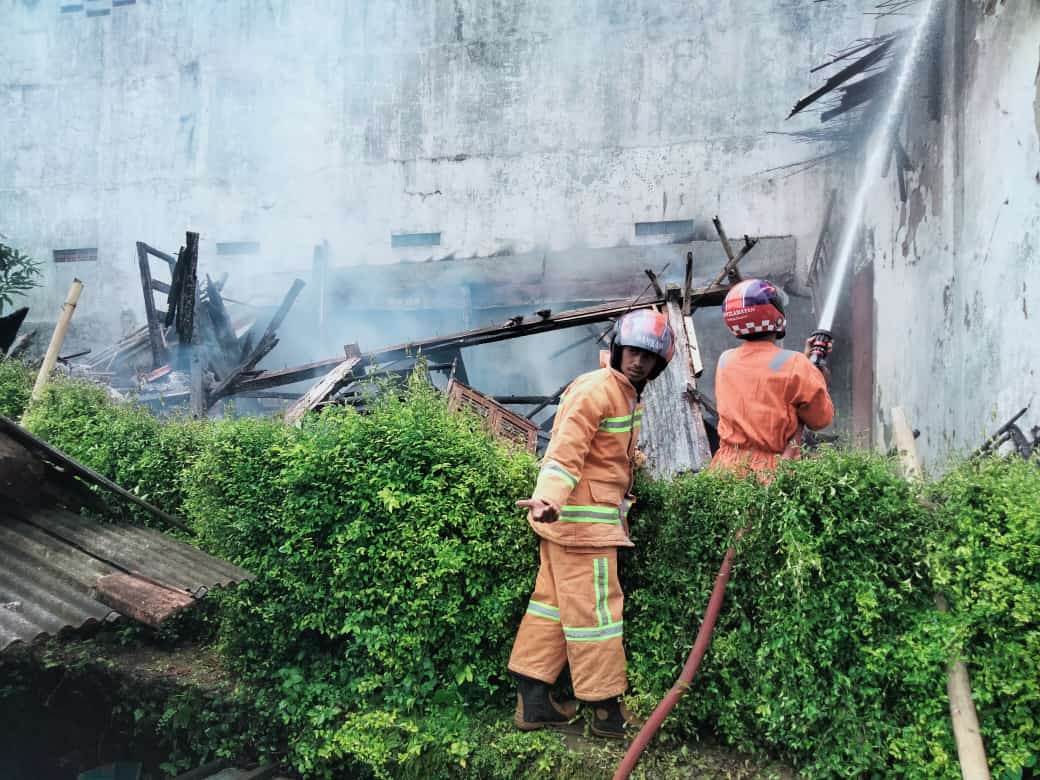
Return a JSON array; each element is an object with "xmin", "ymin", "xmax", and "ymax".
[
  {"xmin": 926, "ymin": 457, "xmax": 1040, "ymax": 780},
  {"xmin": 17, "ymin": 375, "xmax": 1038, "ymax": 779},
  {"xmin": 186, "ymin": 377, "xmax": 540, "ymax": 777},
  {"xmin": 625, "ymin": 452, "xmax": 1039, "ymax": 780},
  {"xmin": 0, "ymin": 359, "xmax": 32, "ymax": 418},
  {"xmin": 22, "ymin": 378, "xmax": 207, "ymax": 521}
]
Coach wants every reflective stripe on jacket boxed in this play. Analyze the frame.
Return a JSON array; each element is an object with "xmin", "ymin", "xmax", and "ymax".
[
  {"xmin": 710, "ymin": 341, "xmax": 834, "ymax": 476},
  {"xmin": 530, "ymin": 367, "xmax": 643, "ymax": 548}
]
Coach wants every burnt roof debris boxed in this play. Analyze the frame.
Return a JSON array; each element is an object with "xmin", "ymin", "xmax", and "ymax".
[
  {"xmin": 787, "ymin": 35, "xmax": 898, "ymax": 120},
  {"xmin": 0, "ymin": 415, "xmax": 253, "ymax": 653}
]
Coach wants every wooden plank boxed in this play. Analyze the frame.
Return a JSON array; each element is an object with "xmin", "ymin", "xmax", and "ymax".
[
  {"xmin": 227, "ymin": 358, "xmax": 348, "ymax": 394},
  {"xmin": 142, "ymin": 243, "xmax": 178, "ymax": 268},
  {"xmin": 682, "ymin": 252, "xmax": 694, "ymax": 315},
  {"xmin": 204, "ymin": 274, "xmax": 239, "ymax": 357},
  {"xmin": 890, "ymin": 406, "xmax": 923, "ymax": 481},
  {"xmin": 283, "ymin": 356, "xmax": 362, "ymax": 425},
  {"xmin": 639, "ymin": 299, "xmax": 713, "ymax": 478},
  {"xmin": 175, "ymin": 232, "xmax": 199, "ymax": 344},
  {"xmin": 136, "ymin": 241, "xmax": 166, "ymax": 369}
]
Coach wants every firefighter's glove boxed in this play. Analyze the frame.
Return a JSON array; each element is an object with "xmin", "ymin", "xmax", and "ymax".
[{"xmin": 517, "ymin": 497, "xmax": 560, "ymax": 523}]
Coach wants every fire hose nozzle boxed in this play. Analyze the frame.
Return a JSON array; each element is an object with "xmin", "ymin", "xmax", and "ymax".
[{"xmin": 808, "ymin": 329, "xmax": 833, "ymax": 369}]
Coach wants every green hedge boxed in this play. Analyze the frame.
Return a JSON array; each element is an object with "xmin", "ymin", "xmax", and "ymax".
[
  {"xmin": 0, "ymin": 360, "xmax": 32, "ymax": 418},
  {"xmin": 185, "ymin": 377, "xmax": 542, "ymax": 777},
  {"xmin": 22, "ymin": 378, "xmax": 206, "ymax": 522},
  {"xmin": 16, "ymin": 375, "xmax": 1039, "ymax": 779},
  {"xmin": 625, "ymin": 454, "xmax": 1038, "ymax": 780},
  {"xmin": 926, "ymin": 458, "xmax": 1040, "ymax": 779}
]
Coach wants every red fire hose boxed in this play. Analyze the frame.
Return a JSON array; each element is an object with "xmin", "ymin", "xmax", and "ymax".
[{"xmin": 612, "ymin": 530, "xmax": 743, "ymax": 780}]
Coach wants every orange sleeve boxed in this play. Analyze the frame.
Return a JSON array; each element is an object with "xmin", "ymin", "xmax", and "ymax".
[
  {"xmin": 788, "ymin": 355, "xmax": 835, "ymax": 431},
  {"xmin": 532, "ymin": 384, "xmax": 604, "ymax": 506}
]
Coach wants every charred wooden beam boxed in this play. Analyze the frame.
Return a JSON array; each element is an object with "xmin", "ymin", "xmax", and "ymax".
[
  {"xmin": 204, "ymin": 274, "xmax": 238, "ymax": 357},
  {"xmin": 136, "ymin": 241, "xmax": 168, "ymax": 369},
  {"xmin": 682, "ymin": 252, "xmax": 694, "ymax": 316},
  {"xmin": 493, "ymin": 395, "xmax": 558, "ymax": 405},
  {"xmin": 525, "ymin": 381, "xmax": 570, "ymax": 420},
  {"xmin": 141, "ymin": 243, "xmax": 178, "ymax": 269},
  {"xmin": 709, "ymin": 218, "xmax": 757, "ymax": 288},
  {"xmin": 233, "ymin": 286, "xmax": 730, "ymax": 397},
  {"xmin": 644, "ymin": 269, "xmax": 665, "ymax": 299},
  {"xmin": 207, "ymin": 279, "xmax": 306, "ymax": 403},
  {"xmin": 176, "ymin": 232, "xmax": 200, "ymax": 345},
  {"xmin": 227, "ymin": 357, "xmax": 347, "ymax": 394},
  {"xmin": 5, "ymin": 328, "xmax": 37, "ymax": 360}
]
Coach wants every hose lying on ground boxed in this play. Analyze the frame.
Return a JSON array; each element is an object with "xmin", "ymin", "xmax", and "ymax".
[{"xmin": 612, "ymin": 530, "xmax": 742, "ymax": 780}]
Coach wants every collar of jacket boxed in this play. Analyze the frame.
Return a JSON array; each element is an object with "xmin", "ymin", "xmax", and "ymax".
[
  {"xmin": 606, "ymin": 366, "xmax": 642, "ymax": 400},
  {"xmin": 738, "ymin": 340, "xmax": 783, "ymax": 354}
]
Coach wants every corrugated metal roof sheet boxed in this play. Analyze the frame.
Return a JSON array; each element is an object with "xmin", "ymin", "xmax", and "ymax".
[
  {"xmin": 0, "ymin": 507, "xmax": 254, "ymax": 652},
  {"xmin": 0, "ymin": 416, "xmax": 254, "ymax": 653}
]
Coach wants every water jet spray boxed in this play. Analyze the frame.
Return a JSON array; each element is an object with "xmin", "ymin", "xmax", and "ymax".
[{"xmin": 811, "ymin": 0, "xmax": 941, "ymax": 343}]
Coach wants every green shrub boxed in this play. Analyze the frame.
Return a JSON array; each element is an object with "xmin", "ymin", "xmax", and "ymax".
[
  {"xmin": 626, "ymin": 453, "xmax": 947, "ymax": 778},
  {"xmin": 22, "ymin": 378, "xmax": 207, "ymax": 522},
  {"xmin": 625, "ymin": 452, "xmax": 1039, "ymax": 779},
  {"xmin": 926, "ymin": 457, "xmax": 1040, "ymax": 780},
  {"xmin": 0, "ymin": 360, "xmax": 32, "ymax": 418},
  {"xmin": 17, "ymin": 375, "xmax": 1038, "ymax": 779},
  {"xmin": 186, "ymin": 378, "xmax": 540, "ymax": 777}
]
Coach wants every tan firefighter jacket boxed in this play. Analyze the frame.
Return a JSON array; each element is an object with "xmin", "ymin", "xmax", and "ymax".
[{"xmin": 528, "ymin": 367, "xmax": 643, "ymax": 548}]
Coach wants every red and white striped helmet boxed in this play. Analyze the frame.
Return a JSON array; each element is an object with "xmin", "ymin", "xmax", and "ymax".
[
  {"xmin": 722, "ymin": 279, "xmax": 787, "ymax": 338},
  {"xmin": 613, "ymin": 309, "xmax": 675, "ymax": 363}
]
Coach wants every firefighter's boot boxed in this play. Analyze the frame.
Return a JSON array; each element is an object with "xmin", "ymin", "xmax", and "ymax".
[
  {"xmin": 589, "ymin": 696, "xmax": 644, "ymax": 739},
  {"xmin": 514, "ymin": 675, "xmax": 579, "ymax": 731}
]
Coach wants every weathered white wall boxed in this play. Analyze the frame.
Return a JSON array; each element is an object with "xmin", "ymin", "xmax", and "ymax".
[
  {"xmin": 0, "ymin": 0, "xmax": 868, "ymax": 340},
  {"xmin": 866, "ymin": 1, "xmax": 1040, "ymax": 468}
]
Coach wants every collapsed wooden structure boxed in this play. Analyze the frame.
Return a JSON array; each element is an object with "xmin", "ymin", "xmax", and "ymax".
[{"xmin": 68, "ymin": 217, "xmax": 757, "ymax": 477}]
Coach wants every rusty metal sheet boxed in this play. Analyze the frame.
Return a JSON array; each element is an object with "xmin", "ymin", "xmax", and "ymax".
[
  {"xmin": 0, "ymin": 507, "xmax": 254, "ymax": 652},
  {"xmin": 95, "ymin": 573, "xmax": 195, "ymax": 627}
]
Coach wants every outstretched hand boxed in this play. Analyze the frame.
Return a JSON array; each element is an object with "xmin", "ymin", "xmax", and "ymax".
[{"xmin": 517, "ymin": 498, "xmax": 559, "ymax": 523}]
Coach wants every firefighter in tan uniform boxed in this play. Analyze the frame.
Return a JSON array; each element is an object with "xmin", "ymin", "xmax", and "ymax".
[
  {"xmin": 508, "ymin": 308, "xmax": 675, "ymax": 738},
  {"xmin": 710, "ymin": 278, "xmax": 834, "ymax": 478}
]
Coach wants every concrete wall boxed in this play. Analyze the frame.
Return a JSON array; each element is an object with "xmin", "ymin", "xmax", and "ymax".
[
  {"xmin": 865, "ymin": 1, "xmax": 1040, "ymax": 468},
  {"xmin": 0, "ymin": 0, "xmax": 868, "ymax": 343}
]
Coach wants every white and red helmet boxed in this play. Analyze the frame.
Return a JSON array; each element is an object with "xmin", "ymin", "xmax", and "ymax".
[
  {"xmin": 610, "ymin": 309, "xmax": 676, "ymax": 380},
  {"xmin": 722, "ymin": 278, "xmax": 788, "ymax": 338}
]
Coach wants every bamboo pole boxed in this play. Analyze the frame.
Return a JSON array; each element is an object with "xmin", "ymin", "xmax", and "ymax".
[
  {"xmin": 889, "ymin": 406, "xmax": 991, "ymax": 780},
  {"xmin": 30, "ymin": 278, "xmax": 83, "ymax": 403}
]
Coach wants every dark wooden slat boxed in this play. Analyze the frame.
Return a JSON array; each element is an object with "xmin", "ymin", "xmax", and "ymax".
[
  {"xmin": 136, "ymin": 241, "xmax": 167, "ymax": 369},
  {"xmin": 142, "ymin": 243, "xmax": 178, "ymax": 267},
  {"xmin": 176, "ymin": 232, "xmax": 199, "ymax": 345}
]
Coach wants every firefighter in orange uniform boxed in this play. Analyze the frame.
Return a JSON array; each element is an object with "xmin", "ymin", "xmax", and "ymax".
[
  {"xmin": 710, "ymin": 278, "xmax": 834, "ymax": 478},
  {"xmin": 508, "ymin": 308, "xmax": 675, "ymax": 738}
]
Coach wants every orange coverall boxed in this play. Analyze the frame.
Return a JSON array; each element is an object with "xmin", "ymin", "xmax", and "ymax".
[
  {"xmin": 508, "ymin": 366, "xmax": 642, "ymax": 701},
  {"xmin": 710, "ymin": 340, "xmax": 834, "ymax": 476}
]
